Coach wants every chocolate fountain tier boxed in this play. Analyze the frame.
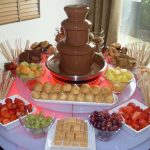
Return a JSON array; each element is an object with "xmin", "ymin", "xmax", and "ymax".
[
  {"xmin": 57, "ymin": 41, "xmax": 95, "ymax": 75},
  {"xmin": 46, "ymin": 52, "xmax": 107, "ymax": 84}
]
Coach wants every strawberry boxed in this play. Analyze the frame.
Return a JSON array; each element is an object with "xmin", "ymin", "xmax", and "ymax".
[
  {"xmin": 1, "ymin": 106, "xmax": 8, "ymax": 112},
  {"xmin": 1, "ymin": 110, "xmax": 11, "ymax": 118},
  {"xmin": 132, "ymin": 122, "xmax": 140, "ymax": 131},
  {"xmin": 10, "ymin": 115, "xmax": 17, "ymax": 121},
  {"xmin": 144, "ymin": 108, "xmax": 150, "ymax": 114},
  {"xmin": 135, "ymin": 106, "xmax": 142, "ymax": 111},
  {"xmin": 138, "ymin": 119, "xmax": 148, "ymax": 127},
  {"xmin": 12, "ymin": 103, "xmax": 17, "ymax": 109},
  {"xmin": 5, "ymin": 98, "xmax": 12, "ymax": 103},
  {"xmin": 132, "ymin": 111, "xmax": 142, "ymax": 121},
  {"xmin": 127, "ymin": 102, "xmax": 135, "ymax": 108},
  {"xmin": 0, "ymin": 103, "xmax": 2, "ymax": 110},
  {"xmin": 123, "ymin": 106, "xmax": 134, "ymax": 114},
  {"xmin": 0, "ymin": 116, "xmax": 4, "ymax": 123},
  {"xmin": 26, "ymin": 104, "xmax": 32, "ymax": 113},
  {"xmin": 6, "ymin": 102, "xmax": 13, "ymax": 109},
  {"xmin": 8, "ymin": 109, "xmax": 16, "ymax": 115},
  {"xmin": 18, "ymin": 105, "xmax": 25, "ymax": 112},
  {"xmin": 2, "ymin": 118, "xmax": 10, "ymax": 124}
]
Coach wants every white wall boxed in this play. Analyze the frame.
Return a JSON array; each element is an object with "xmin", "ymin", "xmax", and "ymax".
[
  {"xmin": 0, "ymin": 0, "xmax": 89, "ymax": 45},
  {"xmin": 0, "ymin": 0, "xmax": 89, "ymax": 62}
]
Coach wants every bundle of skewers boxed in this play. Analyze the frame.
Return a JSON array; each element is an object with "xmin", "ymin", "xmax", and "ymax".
[
  {"xmin": 126, "ymin": 42, "xmax": 150, "ymax": 67},
  {"xmin": 0, "ymin": 70, "xmax": 15, "ymax": 100},
  {"xmin": 136, "ymin": 65, "xmax": 150, "ymax": 107},
  {"xmin": 0, "ymin": 39, "xmax": 30, "ymax": 62}
]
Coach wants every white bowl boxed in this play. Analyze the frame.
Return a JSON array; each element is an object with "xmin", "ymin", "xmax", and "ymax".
[
  {"xmin": 0, "ymin": 95, "xmax": 36, "ymax": 130},
  {"xmin": 109, "ymin": 99, "xmax": 149, "ymax": 136}
]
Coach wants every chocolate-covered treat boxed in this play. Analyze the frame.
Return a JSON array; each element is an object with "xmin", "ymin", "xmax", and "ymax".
[
  {"xmin": 111, "ymin": 43, "xmax": 121, "ymax": 50},
  {"xmin": 31, "ymin": 41, "xmax": 54, "ymax": 54},
  {"xmin": 19, "ymin": 49, "xmax": 41, "ymax": 63},
  {"xmin": 105, "ymin": 43, "xmax": 137, "ymax": 69}
]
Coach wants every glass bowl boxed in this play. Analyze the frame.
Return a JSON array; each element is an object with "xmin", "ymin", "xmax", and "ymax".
[
  {"xmin": 19, "ymin": 113, "xmax": 56, "ymax": 138},
  {"xmin": 88, "ymin": 111, "xmax": 123, "ymax": 141},
  {"xmin": 107, "ymin": 79, "xmax": 132, "ymax": 93},
  {"xmin": 16, "ymin": 64, "xmax": 46, "ymax": 90},
  {"xmin": 91, "ymin": 125, "xmax": 121, "ymax": 141},
  {"xmin": 104, "ymin": 71, "xmax": 134, "ymax": 93},
  {"xmin": 16, "ymin": 64, "xmax": 45, "ymax": 81}
]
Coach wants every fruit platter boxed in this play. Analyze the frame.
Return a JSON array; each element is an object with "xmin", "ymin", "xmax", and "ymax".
[
  {"xmin": 0, "ymin": 95, "xmax": 36, "ymax": 130},
  {"xmin": 0, "ymin": 4, "xmax": 150, "ymax": 150}
]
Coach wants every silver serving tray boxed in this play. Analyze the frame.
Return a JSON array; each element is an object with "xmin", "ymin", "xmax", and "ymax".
[{"xmin": 46, "ymin": 52, "xmax": 107, "ymax": 83}]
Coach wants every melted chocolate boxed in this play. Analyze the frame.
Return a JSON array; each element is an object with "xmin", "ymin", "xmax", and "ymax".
[{"xmin": 57, "ymin": 5, "xmax": 96, "ymax": 75}]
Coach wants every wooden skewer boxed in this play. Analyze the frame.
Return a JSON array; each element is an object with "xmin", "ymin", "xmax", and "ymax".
[
  {"xmin": 2, "ymin": 42, "xmax": 13, "ymax": 61},
  {"xmin": 126, "ymin": 42, "xmax": 150, "ymax": 66},
  {"xmin": 25, "ymin": 40, "xmax": 30, "ymax": 50},
  {"xmin": 5, "ymin": 40, "xmax": 15, "ymax": 61},
  {"xmin": 137, "ymin": 69, "xmax": 150, "ymax": 107},
  {"xmin": 0, "ymin": 44, "xmax": 10, "ymax": 61},
  {"xmin": 2, "ymin": 77, "xmax": 15, "ymax": 99},
  {"xmin": 0, "ymin": 48, "xmax": 10, "ymax": 61},
  {"xmin": 1, "ymin": 71, "xmax": 11, "ymax": 99}
]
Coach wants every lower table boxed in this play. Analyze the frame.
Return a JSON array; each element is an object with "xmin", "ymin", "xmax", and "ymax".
[{"xmin": 0, "ymin": 77, "xmax": 150, "ymax": 150}]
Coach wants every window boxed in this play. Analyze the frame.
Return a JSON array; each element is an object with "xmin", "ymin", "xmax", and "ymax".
[
  {"xmin": 119, "ymin": 0, "xmax": 150, "ymax": 44},
  {"xmin": 0, "ymin": 0, "xmax": 40, "ymax": 25}
]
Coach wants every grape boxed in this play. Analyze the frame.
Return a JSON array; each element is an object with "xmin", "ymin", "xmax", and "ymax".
[
  {"xmin": 90, "ymin": 110, "xmax": 123, "ymax": 131},
  {"xmin": 24, "ymin": 112, "xmax": 53, "ymax": 129}
]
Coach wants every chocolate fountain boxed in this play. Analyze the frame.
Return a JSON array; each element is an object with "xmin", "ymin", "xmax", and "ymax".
[{"xmin": 46, "ymin": 5, "xmax": 106, "ymax": 83}]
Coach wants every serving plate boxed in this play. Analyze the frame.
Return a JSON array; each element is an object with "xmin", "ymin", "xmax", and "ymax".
[
  {"xmin": 32, "ymin": 93, "xmax": 118, "ymax": 107},
  {"xmin": 109, "ymin": 99, "xmax": 150, "ymax": 136},
  {"xmin": 45, "ymin": 120, "xmax": 96, "ymax": 150},
  {"xmin": 0, "ymin": 95, "xmax": 36, "ymax": 130},
  {"xmin": 46, "ymin": 52, "xmax": 107, "ymax": 83}
]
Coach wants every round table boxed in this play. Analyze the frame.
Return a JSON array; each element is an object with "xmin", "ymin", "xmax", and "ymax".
[{"xmin": 0, "ymin": 73, "xmax": 150, "ymax": 150}]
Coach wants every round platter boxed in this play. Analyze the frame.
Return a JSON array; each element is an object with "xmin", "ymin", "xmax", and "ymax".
[{"xmin": 46, "ymin": 52, "xmax": 107, "ymax": 84}]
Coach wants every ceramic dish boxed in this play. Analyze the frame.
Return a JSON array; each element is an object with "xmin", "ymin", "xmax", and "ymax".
[
  {"xmin": 32, "ymin": 93, "xmax": 118, "ymax": 106},
  {"xmin": 109, "ymin": 99, "xmax": 150, "ymax": 136},
  {"xmin": 0, "ymin": 95, "xmax": 36, "ymax": 130},
  {"xmin": 45, "ymin": 120, "xmax": 96, "ymax": 150}
]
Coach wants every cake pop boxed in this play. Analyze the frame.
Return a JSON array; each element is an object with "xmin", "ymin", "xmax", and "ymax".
[
  {"xmin": 40, "ymin": 91, "xmax": 49, "ymax": 99},
  {"xmin": 76, "ymin": 93, "xmax": 85, "ymax": 102},
  {"xmin": 80, "ymin": 84, "xmax": 90, "ymax": 94},
  {"xmin": 31, "ymin": 90, "xmax": 40, "ymax": 99},
  {"xmin": 43, "ymin": 82, "xmax": 53, "ymax": 93},
  {"xmin": 33, "ymin": 82, "xmax": 43, "ymax": 92},
  {"xmin": 62, "ymin": 83, "xmax": 72, "ymax": 92},
  {"xmin": 71, "ymin": 85, "xmax": 80, "ymax": 95},
  {"xmin": 91, "ymin": 85, "xmax": 101, "ymax": 95},
  {"xmin": 67, "ymin": 93, "xmax": 76, "ymax": 101}
]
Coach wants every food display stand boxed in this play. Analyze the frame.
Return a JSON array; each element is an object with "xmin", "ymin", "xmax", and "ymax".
[
  {"xmin": 0, "ymin": 66, "xmax": 150, "ymax": 150},
  {"xmin": 0, "ymin": 4, "xmax": 150, "ymax": 150}
]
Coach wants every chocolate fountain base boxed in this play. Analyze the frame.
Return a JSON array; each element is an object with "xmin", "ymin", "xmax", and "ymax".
[{"xmin": 46, "ymin": 52, "xmax": 107, "ymax": 84}]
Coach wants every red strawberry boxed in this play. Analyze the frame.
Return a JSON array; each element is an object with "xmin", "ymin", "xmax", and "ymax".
[
  {"xmin": 12, "ymin": 103, "xmax": 17, "ymax": 109},
  {"xmin": 26, "ymin": 104, "xmax": 32, "ymax": 113},
  {"xmin": 2, "ymin": 118, "xmax": 10, "ymax": 124},
  {"xmin": 10, "ymin": 115, "xmax": 17, "ymax": 121},
  {"xmin": 132, "ymin": 111, "xmax": 142, "ymax": 121},
  {"xmin": 5, "ymin": 98, "xmax": 12, "ymax": 103},
  {"xmin": 0, "ymin": 103, "xmax": 2, "ymax": 110},
  {"xmin": 127, "ymin": 102, "xmax": 135, "ymax": 108},
  {"xmin": 8, "ymin": 109, "xmax": 16, "ymax": 115},
  {"xmin": 1, "ymin": 110, "xmax": 11, "ymax": 118},
  {"xmin": 6, "ymin": 102, "xmax": 13, "ymax": 109},
  {"xmin": 138, "ymin": 119, "xmax": 148, "ymax": 127},
  {"xmin": 144, "ymin": 108, "xmax": 150, "ymax": 114},
  {"xmin": 123, "ymin": 106, "xmax": 134, "ymax": 114},
  {"xmin": 1, "ymin": 106, "xmax": 8, "ymax": 112},
  {"xmin": 18, "ymin": 105, "xmax": 25, "ymax": 112}
]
